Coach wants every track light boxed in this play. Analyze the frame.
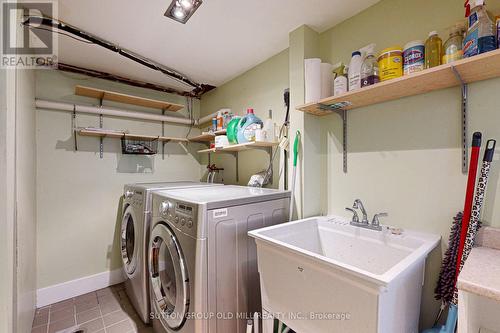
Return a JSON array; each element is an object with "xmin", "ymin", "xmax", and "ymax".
[{"xmin": 165, "ymin": 0, "xmax": 202, "ymax": 24}]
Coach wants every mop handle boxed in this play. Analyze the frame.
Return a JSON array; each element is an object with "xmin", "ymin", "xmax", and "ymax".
[
  {"xmin": 455, "ymin": 132, "xmax": 482, "ymax": 279},
  {"xmin": 452, "ymin": 139, "xmax": 496, "ymax": 305}
]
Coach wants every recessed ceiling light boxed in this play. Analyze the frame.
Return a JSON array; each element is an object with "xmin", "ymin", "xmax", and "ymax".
[
  {"xmin": 179, "ymin": 0, "xmax": 193, "ymax": 10},
  {"xmin": 165, "ymin": 0, "xmax": 202, "ymax": 24}
]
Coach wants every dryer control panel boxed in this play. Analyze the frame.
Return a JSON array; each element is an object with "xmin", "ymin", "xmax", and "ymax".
[{"xmin": 157, "ymin": 199, "xmax": 198, "ymax": 238}]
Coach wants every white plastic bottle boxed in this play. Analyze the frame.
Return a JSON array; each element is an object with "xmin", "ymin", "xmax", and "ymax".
[
  {"xmin": 263, "ymin": 109, "xmax": 276, "ymax": 142},
  {"xmin": 348, "ymin": 51, "xmax": 363, "ymax": 91},
  {"xmin": 333, "ymin": 65, "xmax": 348, "ymax": 96}
]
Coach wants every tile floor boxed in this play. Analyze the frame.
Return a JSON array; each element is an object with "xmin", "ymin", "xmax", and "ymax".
[{"xmin": 31, "ymin": 284, "xmax": 153, "ymax": 333}]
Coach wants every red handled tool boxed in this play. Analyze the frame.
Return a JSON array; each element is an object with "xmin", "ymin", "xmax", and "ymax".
[{"xmin": 455, "ymin": 132, "xmax": 482, "ymax": 280}]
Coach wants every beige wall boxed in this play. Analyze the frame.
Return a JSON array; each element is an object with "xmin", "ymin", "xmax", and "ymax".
[
  {"xmin": 0, "ymin": 67, "xmax": 37, "ymax": 333},
  {"xmin": 0, "ymin": 68, "xmax": 15, "ymax": 333},
  {"xmin": 36, "ymin": 70, "xmax": 204, "ymax": 289},
  {"xmin": 200, "ymin": 49, "xmax": 289, "ymax": 187},
  {"xmin": 317, "ymin": 0, "xmax": 500, "ymax": 328},
  {"xmin": 16, "ymin": 68, "xmax": 37, "ymax": 333}
]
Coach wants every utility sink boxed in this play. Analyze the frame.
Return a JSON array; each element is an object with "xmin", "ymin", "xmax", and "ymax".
[{"xmin": 249, "ymin": 216, "xmax": 441, "ymax": 333}]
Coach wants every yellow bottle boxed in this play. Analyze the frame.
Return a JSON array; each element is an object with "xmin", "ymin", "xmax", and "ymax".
[{"xmin": 424, "ymin": 31, "xmax": 443, "ymax": 69}]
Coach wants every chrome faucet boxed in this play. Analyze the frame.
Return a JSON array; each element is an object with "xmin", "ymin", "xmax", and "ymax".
[
  {"xmin": 371, "ymin": 213, "xmax": 388, "ymax": 229},
  {"xmin": 346, "ymin": 199, "xmax": 387, "ymax": 231},
  {"xmin": 345, "ymin": 208, "xmax": 359, "ymax": 223},
  {"xmin": 353, "ymin": 199, "xmax": 368, "ymax": 224}
]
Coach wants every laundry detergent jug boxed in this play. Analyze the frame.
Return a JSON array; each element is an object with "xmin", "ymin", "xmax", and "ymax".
[
  {"xmin": 226, "ymin": 116, "xmax": 241, "ymax": 144},
  {"xmin": 236, "ymin": 109, "xmax": 263, "ymax": 143}
]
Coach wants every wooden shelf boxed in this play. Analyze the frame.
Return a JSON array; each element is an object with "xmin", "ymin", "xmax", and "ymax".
[
  {"xmin": 75, "ymin": 85, "xmax": 184, "ymax": 112},
  {"xmin": 197, "ymin": 141, "xmax": 279, "ymax": 154},
  {"xmin": 189, "ymin": 129, "xmax": 228, "ymax": 143},
  {"xmin": 298, "ymin": 49, "xmax": 500, "ymax": 115},
  {"xmin": 189, "ymin": 132, "xmax": 215, "ymax": 143},
  {"xmin": 77, "ymin": 128, "xmax": 188, "ymax": 142}
]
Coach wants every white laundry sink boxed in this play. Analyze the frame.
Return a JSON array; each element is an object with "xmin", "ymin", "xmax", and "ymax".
[{"xmin": 249, "ymin": 216, "xmax": 440, "ymax": 333}]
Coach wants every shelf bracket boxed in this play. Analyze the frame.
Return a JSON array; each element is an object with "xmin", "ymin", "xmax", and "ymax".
[
  {"xmin": 451, "ymin": 66, "xmax": 468, "ymax": 174},
  {"xmin": 268, "ymin": 146, "xmax": 273, "ymax": 185},
  {"xmin": 341, "ymin": 109, "xmax": 347, "ymax": 173},
  {"xmin": 228, "ymin": 151, "xmax": 240, "ymax": 182},
  {"xmin": 98, "ymin": 98, "xmax": 103, "ymax": 159},
  {"xmin": 319, "ymin": 103, "xmax": 348, "ymax": 173},
  {"xmin": 162, "ymin": 109, "xmax": 166, "ymax": 160},
  {"xmin": 72, "ymin": 105, "xmax": 78, "ymax": 151}
]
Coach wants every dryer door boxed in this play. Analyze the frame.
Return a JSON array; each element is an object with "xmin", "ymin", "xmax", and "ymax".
[
  {"xmin": 121, "ymin": 205, "xmax": 139, "ymax": 275},
  {"xmin": 149, "ymin": 222, "xmax": 190, "ymax": 330}
]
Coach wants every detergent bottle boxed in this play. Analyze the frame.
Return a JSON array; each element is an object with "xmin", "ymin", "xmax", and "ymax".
[
  {"xmin": 236, "ymin": 108, "xmax": 263, "ymax": 143},
  {"xmin": 463, "ymin": 0, "xmax": 496, "ymax": 57}
]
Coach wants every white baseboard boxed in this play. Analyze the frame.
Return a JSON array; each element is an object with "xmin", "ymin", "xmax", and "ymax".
[{"xmin": 36, "ymin": 269, "xmax": 126, "ymax": 308}]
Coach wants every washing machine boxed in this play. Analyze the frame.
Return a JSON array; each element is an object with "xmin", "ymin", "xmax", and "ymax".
[
  {"xmin": 149, "ymin": 185, "xmax": 290, "ymax": 333},
  {"xmin": 120, "ymin": 181, "xmax": 223, "ymax": 324}
]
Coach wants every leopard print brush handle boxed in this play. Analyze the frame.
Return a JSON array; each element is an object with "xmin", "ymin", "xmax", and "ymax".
[{"xmin": 452, "ymin": 139, "xmax": 496, "ymax": 305}]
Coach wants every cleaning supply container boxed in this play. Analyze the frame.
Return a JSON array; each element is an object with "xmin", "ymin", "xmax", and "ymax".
[
  {"xmin": 377, "ymin": 46, "xmax": 403, "ymax": 81},
  {"xmin": 360, "ymin": 52, "xmax": 379, "ymax": 87},
  {"xmin": 403, "ymin": 40, "xmax": 425, "ymax": 74},
  {"xmin": 348, "ymin": 51, "xmax": 363, "ymax": 91},
  {"xmin": 226, "ymin": 116, "xmax": 241, "ymax": 144},
  {"xmin": 424, "ymin": 31, "xmax": 443, "ymax": 68},
  {"xmin": 443, "ymin": 24, "xmax": 465, "ymax": 64},
  {"xmin": 497, "ymin": 16, "xmax": 500, "ymax": 48},
  {"xmin": 463, "ymin": 0, "xmax": 496, "ymax": 58},
  {"xmin": 236, "ymin": 109, "xmax": 263, "ymax": 143},
  {"xmin": 333, "ymin": 63, "xmax": 348, "ymax": 96}
]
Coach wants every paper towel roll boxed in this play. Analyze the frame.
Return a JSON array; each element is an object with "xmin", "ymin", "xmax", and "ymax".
[
  {"xmin": 320, "ymin": 63, "xmax": 334, "ymax": 99},
  {"xmin": 304, "ymin": 58, "xmax": 321, "ymax": 103}
]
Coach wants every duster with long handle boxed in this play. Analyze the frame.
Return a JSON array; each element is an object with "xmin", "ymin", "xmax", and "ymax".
[
  {"xmin": 452, "ymin": 139, "xmax": 496, "ymax": 305},
  {"xmin": 455, "ymin": 132, "xmax": 482, "ymax": 279},
  {"xmin": 422, "ymin": 132, "xmax": 482, "ymax": 333}
]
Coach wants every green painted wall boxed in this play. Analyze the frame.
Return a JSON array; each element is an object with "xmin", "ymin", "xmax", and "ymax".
[
  {"xmin": 201, "ymin": 0, "xmax": 500, "ymax": 329},
  {"xmin": 200, "ymin": 49, "xmax": 289, "ymax": 186},
  {"xmin": 36, "ymin": 70, "xmax": 204, "ymax": 289},
  {"xmin": 316, "ymin": 0, "xmax": 500, "ymax": 329}
]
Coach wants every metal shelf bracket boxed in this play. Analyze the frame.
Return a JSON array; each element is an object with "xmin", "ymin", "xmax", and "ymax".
[
  {"xmin": 72, "ymin": 104, "xmax": 78, "ymax": 151},
  {"xmin": 162, "ymin": 109, "xmax": 166, "ymax": 160},
  {"xmin": 451, "ymin": 66, "xmax": 468, "ymax": 174},
  {"xmin": 98, "ymin": 98, "xmax": 103, "ymax": 159},
  {"xmin": 319, "ymin": 103, "xmax": 348, "ymax": 173}
]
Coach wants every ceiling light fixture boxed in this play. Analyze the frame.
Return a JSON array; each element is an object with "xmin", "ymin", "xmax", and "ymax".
[{"xmin": 165, "ymin": 0, "xmax": 202, "ymax": 24}]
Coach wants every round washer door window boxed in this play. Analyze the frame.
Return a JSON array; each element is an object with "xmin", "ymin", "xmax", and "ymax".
[
  {"xmin": 149, "ymin": 222, "xmax": 189, "ymax": 330},
  {"xmin": 121, "ymin": 205, "xmax": 138, "ymax": 275}
]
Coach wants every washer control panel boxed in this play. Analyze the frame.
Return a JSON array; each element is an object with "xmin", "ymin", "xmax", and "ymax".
[
  {"xmin": 157, "ymin": 199, "xmax": 197, "ymax": 237},
  {"xmin": 123, "ymin": 189, "xmax": 143, "ymax": 208}
]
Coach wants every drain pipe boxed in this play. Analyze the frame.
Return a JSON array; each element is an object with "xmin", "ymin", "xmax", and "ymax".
[{"xmin": 36, "ymin": 99, "xmax": 217, "ymax": 126}]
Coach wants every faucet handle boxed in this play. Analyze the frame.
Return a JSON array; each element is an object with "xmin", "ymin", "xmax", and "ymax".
[
  {"xmin": 345, "ymin": 208, "xmax": 360, "ymax": 223},
  {"xmin": 372, "ymin": 213, "xmax": 388, "ymax": 226}
]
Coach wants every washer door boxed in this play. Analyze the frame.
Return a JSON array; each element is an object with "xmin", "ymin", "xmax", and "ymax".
[
  {"xmin": 121, "ymin": 205, "xmax": 138, "ymax": 275},
  {"xmin": 149, "ymin": 222, "xmax": 190, "ymax": 330}
]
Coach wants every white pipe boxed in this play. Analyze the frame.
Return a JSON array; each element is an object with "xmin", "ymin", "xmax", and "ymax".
[
  {"xmin": 198, "ymin": 111, "xmax": 218, "ymax": 125},
  {"xmin": 36, "ymin": 99, "xmax": 195, "ymax": 125},
  {"xmin": 36, "ymin": 99, "xmax": 221, "ymax": 128}
]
